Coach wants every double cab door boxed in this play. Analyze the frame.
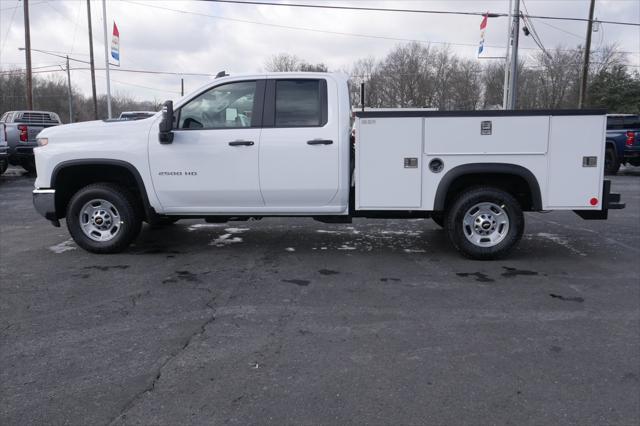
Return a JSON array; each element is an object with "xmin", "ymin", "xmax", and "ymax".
[{"xmin": 149, "ymin": 77, "xmax": 339, "ymax": 213}]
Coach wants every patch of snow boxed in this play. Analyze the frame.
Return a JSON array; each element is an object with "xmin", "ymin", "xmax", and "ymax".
[
  {"xmin": 338, "ymin": 244, "xmax": 356, "ymax": 250},
  {"xmin": 285, "ymin": 247, "xmax": 296, "ymax": 252},
  {"xmin": 345, "ymin": 226, "xmax": 361, "ymax": 235},
  {"xmin": 210, "ymin": 234, "xmax": 243, "ymax": 247},
  {"xmin": 404, "ymin": 248, "xmax": 426, "ymax": 253},
  {"xmin": 225, "ymin": 227, "xmax": 250, "ymax": 234},
  {"xmin": 316, "ymin": 229, "xmax": 340, "ymax": 234},
  {"xmin": 536, "ymin": 233, "xmax": 587, "ymax": 256},
  {"xmin": 187, "ymin": 223, "xmax": 224, "ymax": 231},
  {"xmin": 380, "ymin": 230, "xmax": 421, "ymax": 237},
  {"xmin": 49, "ymin": 239, "xmax": 76, "ymax": 254}
]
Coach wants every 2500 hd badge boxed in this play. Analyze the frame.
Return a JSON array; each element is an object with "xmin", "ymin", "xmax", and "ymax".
[{"xmin": 158, "ymin": 171, "xmax": 198, "ymax": 176}]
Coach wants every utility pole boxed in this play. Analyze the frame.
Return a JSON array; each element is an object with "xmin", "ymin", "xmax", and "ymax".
[
  {"xmin": 507, "ymin": 0, "xmax": 520, "ymax": 110},
  {"xmin": 502, "ymin": 0, "xmax": 513, "ymax": 109},
  {"xmin": 66, "ymin": 56, "xmax": 73, "ymax": 123},
  {"xmin": 87, "ymin": 0, "xmax": 99, "ymax": 119},
  {"xmin": 23, "ymin": 0, "xmax": 33, "ymax": 110},
  {"xmin": 181, "ymin": 78, "xmax": 184, "ymax": 96},
  {"xmin": 102, "ymin": 0, "xmax": 112, "ymax": 118},
  {"xmin": 578, "ymin": 0, "xmax": 596, "ymax": 108}
]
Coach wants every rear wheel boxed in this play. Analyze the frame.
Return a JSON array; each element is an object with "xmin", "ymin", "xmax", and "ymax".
[
  {"xmin": 605, "ymin": 146, "xmax": 620, "ymax": 175},
  {"xmin": 66, "ymin": 183, "xmax": 142, "ymax": 253},
  {"xmin": 445, "ymin": 187, "xmax": 524, "ymax": 260},
  {"xmin": 0, "ymin": 159, "xmax": 8, "ymax": 175}
]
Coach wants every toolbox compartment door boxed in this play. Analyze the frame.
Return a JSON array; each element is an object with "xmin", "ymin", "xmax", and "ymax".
[
  {"xmin": 546, "ymin": 115, "xmax": 606, "ymax": 208},
  {"xmin": 356, "ymin": 117, "xmax": 422, "ymax": 209}
]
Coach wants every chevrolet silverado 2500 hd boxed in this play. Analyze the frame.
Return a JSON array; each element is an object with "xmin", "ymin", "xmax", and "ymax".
[{"xmin": 32, "ymin": 72, "xmax": 624, "ymax": 259}]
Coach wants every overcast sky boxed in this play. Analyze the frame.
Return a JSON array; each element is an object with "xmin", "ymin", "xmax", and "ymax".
[{"xmin": 1, "ymin": 0, "xmax": 638, "ymax": 103}]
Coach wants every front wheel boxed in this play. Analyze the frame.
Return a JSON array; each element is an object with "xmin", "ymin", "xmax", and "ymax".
[
  {"xmin": 66, "ymin": 183, "xmax": 142, "ymax": 253},
  {"xmin": 445, "ymin": 187, "xmax": 524, "ymax": 260}
]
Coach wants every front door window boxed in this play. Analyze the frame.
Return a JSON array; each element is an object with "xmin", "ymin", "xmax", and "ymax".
[{"xmin": 178, "ymin": 81, "xmax": 257, "ymax": 129}]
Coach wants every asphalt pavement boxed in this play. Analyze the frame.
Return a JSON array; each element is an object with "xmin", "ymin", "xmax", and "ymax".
[{"xmin": 1, "ymin": 166, "xmax": 639, "ymax": 425}]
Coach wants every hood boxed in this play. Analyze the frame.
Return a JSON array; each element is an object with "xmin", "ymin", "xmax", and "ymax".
[{"xmin": 38, "ymin": 117, "xmax": 158, "ymax": 144}]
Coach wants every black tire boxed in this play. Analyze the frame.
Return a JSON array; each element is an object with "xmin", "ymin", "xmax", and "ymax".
[
  {"xmin": 605, "ymin": 146, "xmax": 620, "ymax": 175},
  {"xmin": 66, "ymin": 183, "xmax": 142, "ymax": 254},
  {"xmin": 0, "ymin": 159, "xmax": 8, "ymax": 175},
  {"xmin": 431, "ymin": 212, "xmax": 445, "ymax": 228},
  {"xmin": 21, "ymin": 158, "xmax": 36, "ymax": 174},
  {"xmin": 445, "ymin": 186, "xmax": 524, "ymax": 260}
]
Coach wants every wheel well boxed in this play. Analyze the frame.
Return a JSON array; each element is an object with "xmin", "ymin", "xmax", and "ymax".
[
  {"xmin": 442, "ymin": 173, "xmax": 537, "ymax": 211},
  {"xmin": 52, "ymin": 164, "xmax": 146, "ymax": 219}
]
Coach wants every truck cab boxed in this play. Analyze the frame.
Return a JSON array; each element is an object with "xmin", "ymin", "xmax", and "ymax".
[
  {"xmin": 32, "ymin": 72, "xmax": 624, "ymax": 259},
  {"xmin": 150, "ymin": 73, "xmax": 351, "ymax": 214}
]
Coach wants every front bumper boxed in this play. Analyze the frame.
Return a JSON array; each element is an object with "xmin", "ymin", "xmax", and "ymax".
[
  {"xmin": 574, "ymin": 180, "xmax": 625, "ymax": 220},
  {"xmin": 33, "ymin": 189, "xmax": 60, "ymax": 227}
]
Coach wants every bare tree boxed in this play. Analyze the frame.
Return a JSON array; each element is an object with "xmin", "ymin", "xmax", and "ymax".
[
  {"xmin": 265, "ymin": 53, "xmax": 328, "ymax": 72},
  {"xmin": 0, "ymin": 70, "xmax": 160, "ymax": 122},
  {"xmin": 2, "ymin": 43, "xmax": 637, "ymax": 121}
]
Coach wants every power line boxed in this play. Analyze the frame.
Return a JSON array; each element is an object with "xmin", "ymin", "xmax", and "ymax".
[
  {"xmin": 0, "ymin": 66, "xmax": 216, "ymax": 76},
  {"xmin": 124, "ymin": 1, "xmax": 485, "ymax": 50},
  {"xmin": 521, "ymin": 0, "xmax": 551, "ymax": 59},
  {"xmin": 536, "ymin": 19, "xmax": 583, "ymax": 40},
  {"xmin": 207, "ymin": 0, "xmax": 640, "ymax": 27},
  {"xmin": 209, "ymin": 0, "xmax": 498, "ymax": 18},
  {"xmin": 124, "ymin": 1, "xmax": 640, "ymax": 55},
  {"xmin": 94, "ymin": 74, "xmax": 181, "ymax": 94}
]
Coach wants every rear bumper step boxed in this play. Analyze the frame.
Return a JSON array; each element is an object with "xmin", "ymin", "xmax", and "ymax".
[{"xmin": 574, "ymin": 180, "xmax": 625, "ymax": 220}]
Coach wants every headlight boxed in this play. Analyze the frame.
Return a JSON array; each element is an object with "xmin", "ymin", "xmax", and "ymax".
[{"xmin": 37, "ymin": 137, "xmax": 48, "ymax": 147}]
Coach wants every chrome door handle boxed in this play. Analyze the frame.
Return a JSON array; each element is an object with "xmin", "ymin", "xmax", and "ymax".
[{"xmin": 228, "ymin": 140, "xmax": 254, "ymax": 146}]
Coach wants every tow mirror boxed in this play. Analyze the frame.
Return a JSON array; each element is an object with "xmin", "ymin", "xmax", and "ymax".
[{"xmin": 159, "ymin": 100, "xmax": 174, "ymax": 144}]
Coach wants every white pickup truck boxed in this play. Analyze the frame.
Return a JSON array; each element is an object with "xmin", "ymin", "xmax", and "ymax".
[{"xmin": 32, "ymin": 72, "xmax": 624, "ymax": 259}]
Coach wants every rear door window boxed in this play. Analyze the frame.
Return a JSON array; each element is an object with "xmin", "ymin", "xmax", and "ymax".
[{"xmin": 274, "ymin": 79, "xmax": 326, "ymax": 127}]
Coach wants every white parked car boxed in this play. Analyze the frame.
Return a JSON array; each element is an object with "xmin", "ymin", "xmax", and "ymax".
[{"xmin": 32, "ymin": 72, "xmax": 624, "ymax": 259}]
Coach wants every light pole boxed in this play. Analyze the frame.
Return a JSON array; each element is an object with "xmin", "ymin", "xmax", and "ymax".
[
  {"xmin": 507, "ymin": 0, "xmax": 521, "ymax": 109},
  {"xmin": 502, "ymin": 0, "xmax": 513, "ymax": 109},
  {"xmin": 87, "ymin": 0, "xmax": 98, "ymax": 119},
  {"xmin": 578, "ymin": 0, "xmax": 596, "ymax": 108},
  {"xmin": 23, "ymin": 0, "xmax": 33, "ymax": 110},
  {"xmin": 66, "ymin": 56, "xmax": 73, "ymax": 122}
]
